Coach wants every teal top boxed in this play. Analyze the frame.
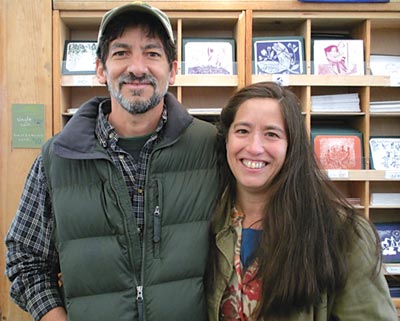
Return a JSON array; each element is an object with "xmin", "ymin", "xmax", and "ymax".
[{"xmin": 240, "ymin": 228, "xmax": 262, "ymax": 269}]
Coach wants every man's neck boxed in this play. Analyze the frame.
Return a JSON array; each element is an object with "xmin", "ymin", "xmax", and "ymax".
[{"xmin": 108, "ymin": 102, "xmax": 163, "ymax": 137}]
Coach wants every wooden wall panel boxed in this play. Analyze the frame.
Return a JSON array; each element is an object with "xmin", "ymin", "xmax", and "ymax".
[{"xmin": 0, "ymin": 0, "xmax": 52, "ymax": 320}]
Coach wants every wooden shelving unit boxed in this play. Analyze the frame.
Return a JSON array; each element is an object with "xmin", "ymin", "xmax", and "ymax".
[{"xmin": 52, "ymin": 0, "xmax": 400, "ymax": 312}]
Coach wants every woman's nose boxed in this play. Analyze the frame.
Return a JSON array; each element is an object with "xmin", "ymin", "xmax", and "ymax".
[{"xmin": 247, "ymin": 133, "xmax": 264, "ymax": 154}]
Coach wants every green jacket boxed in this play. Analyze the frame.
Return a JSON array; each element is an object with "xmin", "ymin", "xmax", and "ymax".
[
  {"xmin": 208, "ymin": 208, "xmax": 398, "ymax": 321},
  {"xmin": 42, "ymin": 93, "xmax": 218, "ymax": 321}
]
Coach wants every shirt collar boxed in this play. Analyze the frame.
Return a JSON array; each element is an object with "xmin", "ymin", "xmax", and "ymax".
[{"xmin": 95, "ymin": 98, "xmax": 168, "ymax": 149}]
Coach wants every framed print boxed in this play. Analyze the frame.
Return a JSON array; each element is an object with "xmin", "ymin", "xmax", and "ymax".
[
  {"xmin": 370, "ymin": 55, "xmax": 400, "ymax": 77},
  {"xmin": 313, "ymin": 39, "xmax": 364, "ymax": 75},
  {"xmin": 62, "ymin": 40, "xmax": 97, "ymax": 75},
  {"xmin": 369, "ymin": 137, "xmax": 400, "ymax": 170},
  {"xmin": 182, "ymin": 38, "xmax": 235, "ymax": 75},
  {"xmin": 375, "ymin": 222, "xmax": 400, "ymax": 264},
  {"xmin": 313, "ymin": 135, "xmax": 363, "ymax": 170},
  {"xmin": 253, "ymin": 37, "xmax": 304, "ymax": 75}
]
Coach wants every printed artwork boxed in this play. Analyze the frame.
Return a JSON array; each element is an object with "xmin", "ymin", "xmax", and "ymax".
[
  {"xmin": 183, "ymin": 39, "xmax": 235, "ymax": 75},
  {"xmin": 375, "ymin": 223, "xmax": 400, "ymax": 263},
  {"xmin": 370, "ymin": 55, "xmax": 400, "ymax": 77},
  {"xmin": 253, "ymin": 37, "xmax": 304, "ymax": 75},
  {"xmin": 370, "ymin": 137, "xmax": 400, "ymax": 170},
  {"xmin": 313, "ymin": 39, "xmax": 364, "ymax": 75},
  {"xmin": 313, "ymin": 135, "xmax": 362, "ymax": 169},
  {"xmin": 63, "ymin": 41, "xmax": 97, "ymax": 74}
]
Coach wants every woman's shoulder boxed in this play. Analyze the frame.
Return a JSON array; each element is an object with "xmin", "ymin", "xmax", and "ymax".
[{"xmin": 347, "ymin": 215, "xmax": 380, "ymax": 272}]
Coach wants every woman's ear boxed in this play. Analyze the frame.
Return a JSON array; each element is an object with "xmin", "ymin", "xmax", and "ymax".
[{"xmin": 96, "ymin": 58, "xmax": 107, "ymax": 85}]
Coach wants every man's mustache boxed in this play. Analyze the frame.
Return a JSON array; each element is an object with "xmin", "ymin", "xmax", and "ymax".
[{"xmin": 118, "ymin": 74, "xmax": 157, "ymax": 88}]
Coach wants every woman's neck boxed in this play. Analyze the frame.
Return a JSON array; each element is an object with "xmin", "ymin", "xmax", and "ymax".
[{"xmin": 235, "ymin": 192, "xmax": 267, "ymax": 229}]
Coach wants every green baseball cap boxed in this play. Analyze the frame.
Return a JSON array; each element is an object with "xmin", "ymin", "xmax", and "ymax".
[{"xmin": 97, "ymin": 1, "xmax": 174, "ymax": 44}]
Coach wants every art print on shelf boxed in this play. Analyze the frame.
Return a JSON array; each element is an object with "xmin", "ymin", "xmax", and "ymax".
[
  {"xmin": 370, "ymin": 55, "xmax": 400, "ymax": 77},
  {"xmin": 62, "ymin": 41, "xmax": 97, "ymax": 75},
  {"xmin": 313, "ymin": 39, "xmax": 364, "ymax": 75},
  {"xmin": 182, "ymin": 38, "xmax": 235, "ymax": 75},
  {"xmin": 369, "ymin": 137, "xmax": 400, "ymax": 170},
  {"xmin": 313, "ymin": 135, "xmax": 363, "ymax": 170},
  {"xmin": 253, "ymin": 37, "xmax": 304, "ymax": 75},
  {"xmin": 375, "ymin": 223, "xmax": 400, "ymax": 264}
]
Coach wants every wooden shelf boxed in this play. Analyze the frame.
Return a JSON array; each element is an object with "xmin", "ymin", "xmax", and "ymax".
[
  {"xmin": 60, "ymin": 74, "xmax": 398, "ymax": 88},
  {"xmin": 52, "ymin": 1, "xmax": 400, "ymax": 12},
  {"xmin": 174, "ymin": 74, "xmax": 238, "ymax": 87},
  {"xmin": 252, "ymin": 74, "xmax": 396, "ymax": 87},
  {"xmin": 52, "ymin": 2, "xmax": 400, "ymax": 267}
]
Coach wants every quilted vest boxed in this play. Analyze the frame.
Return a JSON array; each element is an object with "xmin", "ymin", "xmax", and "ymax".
[{"xmin": 42, "ymin": 96, "xmax": 218, "ymax": 321}]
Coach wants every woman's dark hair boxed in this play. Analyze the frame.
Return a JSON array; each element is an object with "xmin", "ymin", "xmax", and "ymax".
[
  {"xmin": 210, "ymin": 81, "xmax": 381, "ymax": 319},
  {"xmin": 96, "ymin": 11, "xmax": 176, "ymax": 70}
]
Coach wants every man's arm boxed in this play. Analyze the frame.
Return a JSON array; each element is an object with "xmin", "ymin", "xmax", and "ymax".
[
  {"xmin": 40, "ymin": 307, "xmax": 67, "ymax": 321},
  {"xmin": 5, "ymin": 155, "xmax": 65, "ymax": 321}
]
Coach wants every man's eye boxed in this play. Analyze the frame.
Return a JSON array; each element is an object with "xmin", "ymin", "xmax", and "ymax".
[
  {"xmin": 113, "ymin": 51, "xmax": 126, "ymax": 57},
  {"xmin": 147, "ymin": 51, "xmax": 161, "ymax": 58}
]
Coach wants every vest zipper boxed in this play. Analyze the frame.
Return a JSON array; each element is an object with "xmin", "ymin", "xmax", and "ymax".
[
  {"xmin": 137, "ymin": 285, "xmax": 144, "ymax": 321},
  {"xmin": 106, "ymin": 163, "xmax": 144, "ymax": 321}
]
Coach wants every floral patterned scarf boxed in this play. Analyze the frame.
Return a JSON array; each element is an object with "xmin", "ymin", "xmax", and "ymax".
[{"xmin": 220, "ymin": 209, "xmax": 262, "ymax": 321}]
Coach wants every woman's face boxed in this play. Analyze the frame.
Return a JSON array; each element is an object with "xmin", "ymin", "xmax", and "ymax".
[{"xmin": 226, "ymin": 98, "xmax": 288, "ymax": 196}]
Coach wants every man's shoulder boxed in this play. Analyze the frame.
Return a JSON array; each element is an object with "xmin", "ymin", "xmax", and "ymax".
[{"xmin": 190, "ymin": 117, "xmax": 217, "ymax": 135}]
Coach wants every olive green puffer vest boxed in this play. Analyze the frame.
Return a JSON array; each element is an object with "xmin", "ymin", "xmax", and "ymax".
[{"xmin": 42, "ymin": 95, "xmax": 218, "ymax": 321}]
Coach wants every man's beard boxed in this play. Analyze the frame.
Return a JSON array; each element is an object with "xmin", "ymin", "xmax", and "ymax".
[{"xmin": 107, "ymin": 73, "xmax": 168, "ymax": 114}]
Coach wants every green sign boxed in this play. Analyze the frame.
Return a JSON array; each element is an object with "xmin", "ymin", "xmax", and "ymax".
[{"xmin": 12, "ymin": 104, "xmax": 45, "ymax": 148}]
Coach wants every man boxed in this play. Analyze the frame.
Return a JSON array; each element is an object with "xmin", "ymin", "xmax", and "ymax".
[{"xmin": 5, "ymin": 3, "xmax": 218, "ymax": 321}]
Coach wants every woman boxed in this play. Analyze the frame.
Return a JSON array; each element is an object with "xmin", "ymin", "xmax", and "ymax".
[{"xmin": 208, "ymin": 81, "xmax": 397, "ymax": 321}]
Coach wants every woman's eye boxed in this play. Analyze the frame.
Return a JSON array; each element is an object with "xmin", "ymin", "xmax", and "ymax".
[{"xmin": 266, "ymin": 132, "xmax": 280, "ymax": 140}]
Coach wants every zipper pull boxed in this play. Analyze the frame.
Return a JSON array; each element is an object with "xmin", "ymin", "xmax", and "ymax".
[
  {"xmin": 154, "ymin": 205, "xmax": 160, "ymax": 217},
  {"xmin": 137, "ymin": 285, "xmax": 144, "ymax": 321},
  {"xmin": 137, "ymin": 285, "xmax": 143, "ymax": 301},
  {"xmin": 153, "ymin": 206, "xmax": 161, "ymax": 243}
]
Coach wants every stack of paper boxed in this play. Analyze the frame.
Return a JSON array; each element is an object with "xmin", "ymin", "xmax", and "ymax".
[
  {"xmin": 370, "ymin": 193, "xmax": 400, "ymax": 206},
  {"xmin": 311, "ymin": 93, "xmax": 360, "ymax": 112},
  {"xmin": 370, "ymin": 100, "xmax": 400, "ymax": 113},
  {"xmin": 187, "ymin": 108, "xmax": 221, "ymax": 115}
]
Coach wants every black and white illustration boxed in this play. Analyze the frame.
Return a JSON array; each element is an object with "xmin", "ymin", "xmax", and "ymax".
[
  {"xmin": 253, "ymin": 37, "xmax": 304, "ymax": 75},
  {"xmin": 375, "ymin": 223, "xmax": 400, "ymax": 263},
  {"xmin": 370, "ymin": 137, "xmax": 400, "ymax": 170},
  {"xmin": 62, "ymin": 41, "xmax": 97, "ymax": 75},
  {"xmin": 182, "ymin": 39, "xmax": 235, "ymax": 75}
]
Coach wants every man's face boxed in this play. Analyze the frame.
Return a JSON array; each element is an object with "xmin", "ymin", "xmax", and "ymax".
[{"xmin": 97, "ymin": 25, "xmax": 176, "ymax": 114}]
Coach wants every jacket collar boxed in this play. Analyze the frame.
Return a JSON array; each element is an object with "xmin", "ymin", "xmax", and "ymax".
[{"xmin": 53, "ymin": 92, "xmax": 193, "ymax": 160}]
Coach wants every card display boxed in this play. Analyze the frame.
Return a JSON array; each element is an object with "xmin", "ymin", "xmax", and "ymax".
[
  {"xmin": 253, "ymin": 37, "xmax": 304, "ymax": 75},
  {"xmin": 375, "ymin": 223, "xmax": 400, "ymax": 264}
]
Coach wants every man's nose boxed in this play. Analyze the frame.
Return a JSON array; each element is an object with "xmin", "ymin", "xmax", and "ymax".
[{"xmin": 126, "ymin": 54, "xmax": 148, "ymax": 77}]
